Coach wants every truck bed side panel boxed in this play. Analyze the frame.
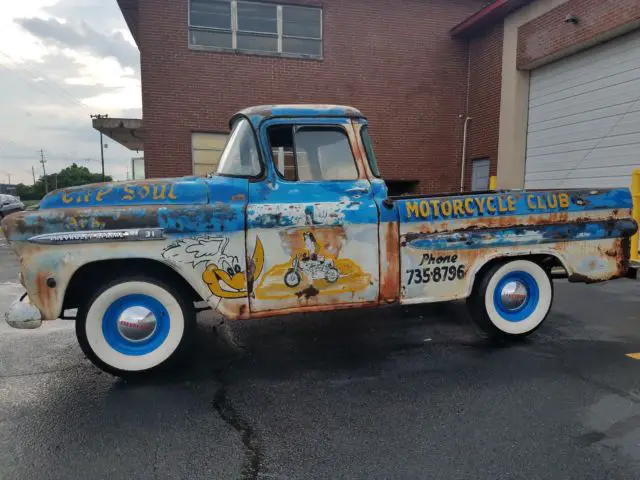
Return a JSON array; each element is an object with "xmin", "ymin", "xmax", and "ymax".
[{"xmin": 395, "ymin": 189, "xmax": 634, "ymax": 304}]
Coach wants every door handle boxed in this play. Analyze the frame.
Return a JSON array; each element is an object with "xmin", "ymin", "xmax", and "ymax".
[{"xmin": 346, "ymin": 187, "xmax": 369, "ymax": 195}]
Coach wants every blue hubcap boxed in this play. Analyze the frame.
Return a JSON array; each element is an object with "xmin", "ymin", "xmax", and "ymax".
[
  {"xmin": 102, "ymin": 294, "xmax": 170, "ymax": 355},
  {"xmin": 493, "ymin": 271, "xmax": 540, "ymax": 323}
]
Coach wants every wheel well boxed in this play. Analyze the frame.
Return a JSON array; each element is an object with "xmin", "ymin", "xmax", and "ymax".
[
  {"xmin": 470, "ymin": 254, "xmax": 565, "ymax": 294},
  {"xmin": 63, "ymin": 258, "xmax": 205, "ymax": 310}
]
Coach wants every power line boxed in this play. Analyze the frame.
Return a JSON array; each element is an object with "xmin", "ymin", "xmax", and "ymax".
[
  {"xmin": 0, "ymin": 50, "xmax": 89, "ymax": 111},
  {"xmin": 0, "ymin": 63, "xmax": 73, "ymax": 110}
]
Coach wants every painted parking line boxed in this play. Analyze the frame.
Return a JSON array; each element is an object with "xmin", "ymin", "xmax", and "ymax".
[{"xmin": 625, "ymin": 353, "xmax": 640, "ymax": 360}]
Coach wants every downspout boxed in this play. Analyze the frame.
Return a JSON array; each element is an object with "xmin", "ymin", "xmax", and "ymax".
[
  {"xmin": 460, "ymin": 116, "xmax": 472, "ymax": 192},
  {"xmin": 460, "ymin": 40, "xmax": 473, "ymax": 192}
]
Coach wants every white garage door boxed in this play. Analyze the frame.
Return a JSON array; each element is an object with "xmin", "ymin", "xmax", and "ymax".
[{"xmin": 525, "ymin": 29, "xmax": 640, "ymax": 189}]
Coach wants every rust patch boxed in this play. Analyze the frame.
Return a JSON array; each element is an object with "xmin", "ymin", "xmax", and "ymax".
[
  {"xmin": 568, "ymin": 272, "xmax": 604, "ymax": 284},
  {"xmin": 618, "ymin": 237, "xmax": 630, "ymax": 276},
  {"xmin": 417, "ymin": 210, "xmax": 629, "ymax": 236},
  {"xmin": 379, "ymin": 221, "xmax": 400, "ymax": 303},
  {"xmin": 296, "ymin": 285, "xmax": 320, "ymax": 299},
  {"xmin": 247, "ymin": 301, "xmax": 377, "ymax": 320},
  {"xmin": 34, "ymin": 270, "xmax": 56, "ymax": 319}
]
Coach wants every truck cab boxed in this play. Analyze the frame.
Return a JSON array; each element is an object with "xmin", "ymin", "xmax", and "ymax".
[{"xmin": 2, "ymin": 104, "xmax": 636, "ymax": 377}]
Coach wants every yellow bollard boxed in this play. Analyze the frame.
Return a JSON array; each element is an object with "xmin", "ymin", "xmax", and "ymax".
[
  {"xmin": 631, "ymin": 169, "xmax": 640, "ymax": 262},
  {"xmin": 489, "ymin": 176, "xmax": 497, "ymax": 191}
]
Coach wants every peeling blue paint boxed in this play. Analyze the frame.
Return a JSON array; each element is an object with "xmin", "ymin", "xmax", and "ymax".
[{"xmin": 406, "ymin": 219, "xmax": 637, "ymax": 251}]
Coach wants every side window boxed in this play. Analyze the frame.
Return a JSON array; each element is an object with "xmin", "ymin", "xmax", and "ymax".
[{"xmin": 267, "ymin": 125, "xmax": 359, "ymax": 181}]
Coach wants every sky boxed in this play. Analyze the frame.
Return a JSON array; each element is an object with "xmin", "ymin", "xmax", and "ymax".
[{"xmin": 0, "ymin": 0, "xmax": 141, "ymax": 185}]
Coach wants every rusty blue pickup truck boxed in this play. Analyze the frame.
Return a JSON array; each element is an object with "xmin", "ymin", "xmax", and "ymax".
[{"xmin": 2, "ymin": 105, "xmax": 637, "ymax": 376}]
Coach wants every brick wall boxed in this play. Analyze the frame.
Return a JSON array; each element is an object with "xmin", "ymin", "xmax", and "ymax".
[
  {"xmin": 517, "ymin": 0, "xmax": 640, "ymax": 68},
  {"xmin": 465, "ymin": 21, "xmax": 503, "ymax": 190},
  {"xmin": 138, "ymin": 0, "xmax": 485, "ymax": 194}
]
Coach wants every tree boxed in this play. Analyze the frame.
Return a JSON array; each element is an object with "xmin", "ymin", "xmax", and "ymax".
[{"xmin": 16, "ymin": 164, "xmax": 112, "ymax": 201}]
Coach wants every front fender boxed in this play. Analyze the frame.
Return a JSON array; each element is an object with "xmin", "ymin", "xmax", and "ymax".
[{"xmin": 15, "ymin": 239, "xmax": 216, "ymax": 321}]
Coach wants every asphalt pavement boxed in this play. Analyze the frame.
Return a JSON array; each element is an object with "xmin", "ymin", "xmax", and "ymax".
[{"xmin": 2, "ymin": 234, "xmax": 640, "ymax": 479}]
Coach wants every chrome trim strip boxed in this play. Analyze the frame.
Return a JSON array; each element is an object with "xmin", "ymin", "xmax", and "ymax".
[{"xmin": 28, "ymin": 228, "xmax": 165, "ymax": 245}]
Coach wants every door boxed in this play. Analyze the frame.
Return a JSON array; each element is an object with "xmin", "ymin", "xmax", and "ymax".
[
  {"xmin": 471, "ymin": 158, "xmax": 490, "ymax": 191},
  {"xmin": 526, "ymin": 29, "xmax": 640, "ymax": 189},
  {"xmin": 246, "ymin": 118, "xmax": 380, "ymax": 313}
]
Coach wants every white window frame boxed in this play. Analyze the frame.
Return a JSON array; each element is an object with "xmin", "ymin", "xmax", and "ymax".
[{"xmin": 188, "ymin": 0, "xmax": 323, "ymax": 59}]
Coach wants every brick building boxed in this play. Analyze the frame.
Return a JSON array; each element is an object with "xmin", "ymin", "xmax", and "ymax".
[{"xmin": 104, "ymin": 0, "xmax": 640, "ymax": 193}]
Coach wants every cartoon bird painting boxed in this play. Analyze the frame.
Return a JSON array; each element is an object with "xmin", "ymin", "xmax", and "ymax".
[{"xmin": 162, "ymin": 236, "xmax": 264, "ymax": 299}]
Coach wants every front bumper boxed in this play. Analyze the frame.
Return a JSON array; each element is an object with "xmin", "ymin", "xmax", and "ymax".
[{"xmin": 5, "ymin": 293, "xmax": 42, "ymax": 329}]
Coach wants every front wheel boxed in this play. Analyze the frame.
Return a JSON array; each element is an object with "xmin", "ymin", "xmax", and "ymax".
[
  {"xmin": 467, "ymin": 260, "xmax": 553, "ymax": 339},
  {"xmin": 76, "ymin": 276, "xmax": 195, "ymax": 377},
  {"xmin": 284, "ymin": 269, "xmax": 302, "ymax": 288}
]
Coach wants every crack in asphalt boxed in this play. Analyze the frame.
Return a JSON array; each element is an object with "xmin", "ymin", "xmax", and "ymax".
[{"xmin": 213, "ymin": 381, "xmax": 264, "ymax": 480}]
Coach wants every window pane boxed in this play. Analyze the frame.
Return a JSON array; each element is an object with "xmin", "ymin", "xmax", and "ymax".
[
  {"xmin": 282, "ymin": 38, "xmax": 321, "ymax": 57},
  {"xmin": 195, "ymin": 162, "xmax": 218, "ymax": 176},
  {"xmin": 217, "ymin": 119, "xmax": 261, "ymax": 177},
  {"xmin": 190, "ymin": 29, "xmax": 232, "ymax": 48},
  {"xmin": 361, "ymin": 126, "xmax": 380, "ymax": 177},
  {"xmin": 193, "ymin": 149, "xmax": 223, "ymax": 166},
  {"xmin": 237, "ymin": 33, "xmax": 278, "ymax": 52},
  {"xmin": 237, "ymin": 2, "xmax": 277, "ymax": 33},
  {"xmin": 193, "ymin": 132, "xmax": 227, "ymax": 149},
  {"xmin": 282, "ymin": 5, "xmax": 321, "ymax": 38},
  {"xmin": 190, "ymin": 0, "xmax": 231, "ymax": 29},
  {"xmin": 295, "ymin": 128, "xmax": 358, "ymax": 181}
]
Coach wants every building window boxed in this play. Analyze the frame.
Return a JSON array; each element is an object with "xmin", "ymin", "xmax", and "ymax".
[
  {"xmin": 192, "ymin": 132, "xmax": 228, "ymax": 176},
  {"xmin": 471, "ymin": 158, "xmax": 490, "ymax": 191},
  {"xmin": 189, "ymin": 0, "xmax": 322, "ymax": 58}
]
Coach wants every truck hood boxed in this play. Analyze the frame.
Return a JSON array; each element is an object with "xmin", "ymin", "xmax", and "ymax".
[
  {"xmin": 39, "ymin": 177, "xmax": 209, "ymax": 209},
  {"xmin": 1, "ymin": 175, "xmax": 248, "ymax": 244}
]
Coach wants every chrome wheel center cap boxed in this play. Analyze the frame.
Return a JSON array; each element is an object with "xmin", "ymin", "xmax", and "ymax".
[
  {"xmin": 500, "ymin": 281, "xmax": 529, "ymax": 311},
  {"xmin": 117, "ymin": 306, "xmax": 157, "ymax": 342}
]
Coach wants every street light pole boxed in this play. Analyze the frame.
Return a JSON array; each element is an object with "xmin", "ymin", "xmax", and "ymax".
[
  {"xmin": 99, "ymin": 130, "xmax": 105, "ymax": 181},
  {"xmin": 90, "ymin": 114, "xmax": 108, "ymax": 181}
]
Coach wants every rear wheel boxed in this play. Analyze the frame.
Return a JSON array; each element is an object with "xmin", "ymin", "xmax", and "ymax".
[
  {"xmin": 76, "ymin": 276, "xmax": 195, "ymax": 377},
  {"xmin": 467, "ymin": 259, "xmax": 553, "ymax": 339}
]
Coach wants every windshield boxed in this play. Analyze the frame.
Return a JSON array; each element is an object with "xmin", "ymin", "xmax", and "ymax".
[
  {"xmin": 361, "ymin": 126, "xmax": 380, "ymax": 177},
  {"xmin": 216, "ymin": 119, "xmax": 262, "ymax": 177}
]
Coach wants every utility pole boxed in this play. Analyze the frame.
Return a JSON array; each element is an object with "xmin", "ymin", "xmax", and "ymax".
[
  {"xmin": 54, "ymin": 174, "xmax": 58, "ymax": 190},
  {"xmin": 31, "ymin": 166, "xmax": 36, "ymax": 185},
  {"xmin": 39, "ymin": 149, "xmax": 48, "ymax": 193},
  {"xmin": 7, "ymin": 173, "xmax": 10, "ymax": 185},
  {"xmin": 90, "ymin": 114, "xmax": 108, "ymax": 181}
]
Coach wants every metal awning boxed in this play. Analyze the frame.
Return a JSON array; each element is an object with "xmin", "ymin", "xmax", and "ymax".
[{"xmin": 92, "ymin": 117, "xmax": 145, "ymax": 152}]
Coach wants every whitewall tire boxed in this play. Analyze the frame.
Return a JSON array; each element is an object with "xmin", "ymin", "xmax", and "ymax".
[
  {"xmin": 467, "ymin": 260, "xmax": 553, "ymax": 338},
  {"xmin": 76, "ymin": 277, "xmax": 195, "ymax": 377}
]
